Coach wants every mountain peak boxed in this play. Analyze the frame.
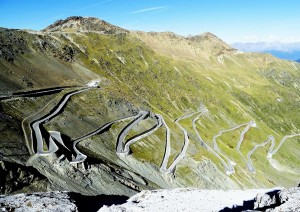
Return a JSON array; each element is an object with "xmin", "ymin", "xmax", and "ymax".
[
  {"xmin": 196, "ymin": 32, "xmax": 218, "ymax": 38},
  {"xmin": 188, "ymin": 32, "xmax": 225, "ymax": 43},
  {"xmin": 186, "ymin": 32, "xmax": 236, "ymax": 54},
  {"xmin": 43, "ymin": 16, "xmax": 128, "ymax": 34}
]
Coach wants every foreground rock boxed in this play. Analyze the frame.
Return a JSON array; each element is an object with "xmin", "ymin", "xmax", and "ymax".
[
  {"xmin": 0, "ymin": 160, "xmax": 49, "ymax": 195},
  {"xmin": 0, "ymin": 191, "xmax": 77, "ymax": 212},
  {"xmin": 1, "ymin": 187, "xmax": 299, "ymax": 211},
  {"xmin": 99, "ymin": 188, "xmax": 275, "ymax": 211},
  {"xmin": 254, "ymin": 187, "xmax": 300, "ymax": 211},
  {"xmin": 0, "ymin": 191, "xmax": 129, "ymax": 212},
  {"xmin": 99, "ymin": 187, "xmax": 300, "ymax": 212}
]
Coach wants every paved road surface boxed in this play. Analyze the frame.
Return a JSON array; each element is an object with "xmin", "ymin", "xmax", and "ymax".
[{"xmin": 32, "ymin": 88, "xmax": 90, "ymax": 156}]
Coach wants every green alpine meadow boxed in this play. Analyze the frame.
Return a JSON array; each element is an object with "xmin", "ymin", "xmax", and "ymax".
[{"xmin": 1, "ymin": 17, "xmax": 299, "ymax": 197}]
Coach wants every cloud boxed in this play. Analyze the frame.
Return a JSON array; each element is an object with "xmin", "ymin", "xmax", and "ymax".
[{"xmin": 131, "ymin": 6, "xmax": 167, "ymax": 14}]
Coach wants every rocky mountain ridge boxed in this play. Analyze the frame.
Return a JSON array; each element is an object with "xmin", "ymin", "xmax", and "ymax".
[
  {"xmin": 43, "ymin": 16, "xmax": 236, "ymax": 60},
  {"xmin": 43, "ymin": 16, "xmax": 128, "ymax": 34}
]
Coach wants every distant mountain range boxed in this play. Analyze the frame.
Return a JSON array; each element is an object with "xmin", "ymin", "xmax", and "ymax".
[{"xmin": 232, "ymin": 42, "xmax": 300, "ymax": 62}]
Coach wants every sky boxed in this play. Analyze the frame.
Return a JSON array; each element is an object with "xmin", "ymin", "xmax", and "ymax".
[{"xmin": 1, "ymin": 0, "xmax": 300, "ymax": 44}]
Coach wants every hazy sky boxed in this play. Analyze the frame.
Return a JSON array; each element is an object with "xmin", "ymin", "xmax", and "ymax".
[{"xmin": 1, "ymin": 0, "xmax": 300, "ymax": 43}]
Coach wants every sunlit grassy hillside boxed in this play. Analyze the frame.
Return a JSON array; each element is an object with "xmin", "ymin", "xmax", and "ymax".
[{"xmin": 1, "ymin": 17, "xmax": 299, "ymax": 190}]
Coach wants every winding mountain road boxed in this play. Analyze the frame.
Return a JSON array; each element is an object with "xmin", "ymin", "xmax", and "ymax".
[
  {"xmin": 122, "ymin": 114, "xmax": 162, "ymax": 155},
  {"xmin": 0, "ymin": 86, "xmax": 81, "ymax": 101},
  {"xmin": 70, "ymin": 114, "xmax": 143, "ymax": 164},
  {"xmin": 236, "ymin": 121, "xmax": 256, "ymax": 151},
  {"xmin": 192, "ymin": 110, "xmax": 236, "ymax": 175},
  {"xmin": 159, "ymin": 112, "xmax": 197, "ymax": 173},
  {"xmin": 48, "ymin": 131, "xmax": 71, "ymax": 151},
  {"xmin": 15, "ymin": 84, "xmax": 299, "ymax": 176},
  {"xmin": 165, "ymin": 112, "xmax": 196, "ymax": 172},
  {"xmin": 32, "ymin": 88, "xmax": 90, "ymax": 155},
  {"xmin": 71, "ymin": 111, "xmax": 162, "ymax": 163},
  {"xmin": 268, "ymin": 134, "xmax": 300, "ymax": 157},
  {"xmin": 213, "ymin": 121, "xmax": 254, "ymax": 153},
  {"xmin": 235, "ymin": 121, "xmax": 256, "ymax": 171},
  {"xmin": 22, "ymin": 88, "xmax": 79, "ymax": 155},
  {"xmin": 246, "ymin": 134, "xmax": 300, "ymax": 172},
  {"xmin": 246, "ymin": 135, "xmax": 275, "ymax": 173},
  {"xmin": 116, "ymin": 111, "xmax": 150, "ymax": 154},
  {"xmin": 212, "ymin": 121, "xmax": 255, "ymax": 172}
]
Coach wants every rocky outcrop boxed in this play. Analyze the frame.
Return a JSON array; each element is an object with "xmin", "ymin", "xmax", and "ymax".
[
  {"xmin": 0, "ymin": 191, "xmax": 78, "ymax": 212},
  {"xmin": 27, "ymin": 154, "xmax": 152, "ymax": 196},
  {"xmin": 254, "ymin": 187, "xmax": 300, "ymax": 212},
  {"xmin": 43, "ymin": 16, "xmax": 128, "ymax": 34},
  {"xmin": 0, "ymin": 191, "xmax": 128, "ymax": 212},
  {"xmin": 99, "ymin": 188, "xmax": 278, "ymax": 212},
  {"xmin": 132, "ymin": 30, "xmax": 237, "ymax": 61},
  {"xmin": 187, "ymin": 32, "xmax": 237, "ymax": 55},
  {"xmin": 2, "ymin": 187, "xmax": 298, "ymax": 212},
  {"xmin": 0, "ymin": 27, "xmax": 82, "ymax": 65},
  {"xmin": 99, "ymin": 187, "xmax": 300, "ymax": 212},
  {"xmin": 0, "ymin": 160, "xmax": 48, "ymax": 195},
  {"xmin": 254, "ymin": 191, "xmax": 277, "ymax": 208},
  {"xmin": 0, "ymin": 28, "xmax": 28, "ymax": 63}
]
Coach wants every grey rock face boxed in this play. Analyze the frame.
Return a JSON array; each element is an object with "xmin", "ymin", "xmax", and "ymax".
[
  {"xmin": 0, "ymin": 191, "xmax": 129, "ymax": 212},
  {"xmin": 28, "ymin": 154, "xmax": 150, "ymax": 196},
  {"xmin": 99, "ymin": 187, "xmax": 300, "ymax": 211},
  {"xmin": 0, "ymin": 160, "xmax": 48, "ymax": 195},
  {"xmin": 254, "ymin": 187, "xmax": 300, "ymax": 212},
  {"xmin": 1, "ymin": 186, "xmax": 299, "ymax": 211},
  {"xmin": 254, "ymin": 192, "xmax": 276, "ymax": 209},
  {"xmin": 0, "ymin": 191, "xmax": 78, "ymax": 212},
  {"xmin": 274, "ymin": 187, "xmax": 300, "ymax": 212}
]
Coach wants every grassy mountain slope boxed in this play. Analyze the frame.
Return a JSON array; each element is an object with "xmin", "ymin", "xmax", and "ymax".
[{"xmin": 0, "ymin": 17, "xmax": 299, "ymax": 194}]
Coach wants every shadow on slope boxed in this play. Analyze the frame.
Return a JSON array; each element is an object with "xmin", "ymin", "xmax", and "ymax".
[
  {"xmin": 69, "ymin": 192, "xmax": 128, "ymax": 212},
  {"xmin": 219, "ymin": 189, "xmax": 281, "ymax": 212}
]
